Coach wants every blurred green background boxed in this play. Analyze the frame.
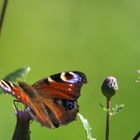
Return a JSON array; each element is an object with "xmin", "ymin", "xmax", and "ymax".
[{"xmin": 0, "ymin": 0, "xmax": 140, "ymax": 140}]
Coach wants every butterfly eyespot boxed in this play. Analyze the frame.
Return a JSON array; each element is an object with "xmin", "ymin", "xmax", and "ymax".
[
  {"xmin": 63, "ymin": 100, "xmax": 75, "ymax": 110},
  {"xmin": 54, "ymin": 99, "xmax": 75, "ymax": 110},
  {"xmin": 60, "ymin": 72, "xmax": 82, "ymax": 84}
]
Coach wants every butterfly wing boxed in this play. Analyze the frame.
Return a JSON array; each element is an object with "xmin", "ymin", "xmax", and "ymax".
[{"xmin": 31, "ymin": 71, "xmax": 87, "ymax": 127}]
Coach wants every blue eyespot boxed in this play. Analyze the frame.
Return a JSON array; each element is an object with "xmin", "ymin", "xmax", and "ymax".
[
  {"xmin": 63, "ymin": 100, "xmax": 75, "ymax": 110},
  {"xmin": 55, "ymin": 99, "xmax": 75, "ymax": 110},
  {"xmin": 61, "ymin": 72, "xmax": 82, "ymax": 84}
]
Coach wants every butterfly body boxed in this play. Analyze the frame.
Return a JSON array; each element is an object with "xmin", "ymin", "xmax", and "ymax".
[{"xmin": 0, "ymin": 71, "xmax": 87, "ymax": 128}]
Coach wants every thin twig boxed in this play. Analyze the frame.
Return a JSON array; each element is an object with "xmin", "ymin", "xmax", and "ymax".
[
  {"xmin": 0, "ymin": 0, "xmax": 8, "ymax": 36},
  {"xmin": 105, "ymin": 97, "xmax": 111, "ymax": 140}
]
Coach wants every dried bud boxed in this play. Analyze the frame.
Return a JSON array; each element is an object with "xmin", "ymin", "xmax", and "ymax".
[{"xmin": 101, "ymin": 76, "xmax": 118, "ymax": 98}]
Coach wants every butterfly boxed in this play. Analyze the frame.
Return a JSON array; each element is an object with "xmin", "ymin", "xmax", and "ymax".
[{"xmin": 0, "ymin": 71, "xmax": 87, "ymax": 128}]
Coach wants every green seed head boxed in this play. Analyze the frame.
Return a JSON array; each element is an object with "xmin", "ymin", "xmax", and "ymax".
[{"xmin": 101, "ymin": 76, "xmax": 118, "ymax": 98}]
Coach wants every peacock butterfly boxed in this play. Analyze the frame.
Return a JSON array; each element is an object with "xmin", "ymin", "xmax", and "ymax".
[{"xmin": 0, "ymin": 71, "xmax": 87, "ymax": 128}]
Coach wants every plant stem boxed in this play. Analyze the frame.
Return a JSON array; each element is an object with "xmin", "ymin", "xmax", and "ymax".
[
  {"xmin": 133, "ymin": 131, "xmax": 140, "ymax": 140},
  {"xmin": 12, "ymin": 110, "xmax": 32, "ymax": 140},
  {"xmin": 105, "ymin": 97, "xmax": 111, "ymax": 140},
  {"xmin": 0, "ymin": 0, "xmax": 8, "ymax": 36}
]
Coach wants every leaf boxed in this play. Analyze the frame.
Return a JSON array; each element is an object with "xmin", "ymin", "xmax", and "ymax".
[
  {"xmin": 0, "ymin": 66, "xmax": 31, "ymax": 94},
  {"xmin": 137, "ymin": 70, "xmax": 140, "ymax": 74},
  {"xmin": 78, "ymin": 113, "xmax": 96, "ymax": 140},
  {"xmin": 99, "ymin": 103, "xmax": 124, "ymax": 116},
  {"xmin": 99, "ymin": 103, "xmax": 108, "ymax": 112},
  {"xmin": 110, "ymin": 104, "xmax": 124, "ymax": 116},
  {"xmin": 3, "ymin": 66, "xmax": 31, "ymax": 82},
  {"xmin": 136, "ymin": 70, "xmax": 140, "ymax": 82}
]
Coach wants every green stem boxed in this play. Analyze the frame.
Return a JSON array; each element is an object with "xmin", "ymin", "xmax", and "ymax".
[
  {"xmin": 105, "ymin": 97, "xmax": 111, "ymax": 140},
  {"xmin": 0, "ymin": 0, "xmax": 8, "ymax": 36}
]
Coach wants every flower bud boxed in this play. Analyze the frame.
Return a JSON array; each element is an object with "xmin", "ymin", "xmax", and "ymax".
[
  {"xmin": 101, "ymin": 76, "xmax": 118, "ymax": 98},
  {"xmin": 12, "ymin": 110, "xmax": 32, "ymax": 140}
]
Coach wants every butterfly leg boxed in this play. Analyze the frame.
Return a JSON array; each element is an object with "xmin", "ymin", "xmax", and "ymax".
[
  {"xmin": 13, "ymin": 99, "xmax": 33, "ymax": 122},
  {"xmin": 13, "ymin": 100, "xmax": 23, "ymax": 112}
]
